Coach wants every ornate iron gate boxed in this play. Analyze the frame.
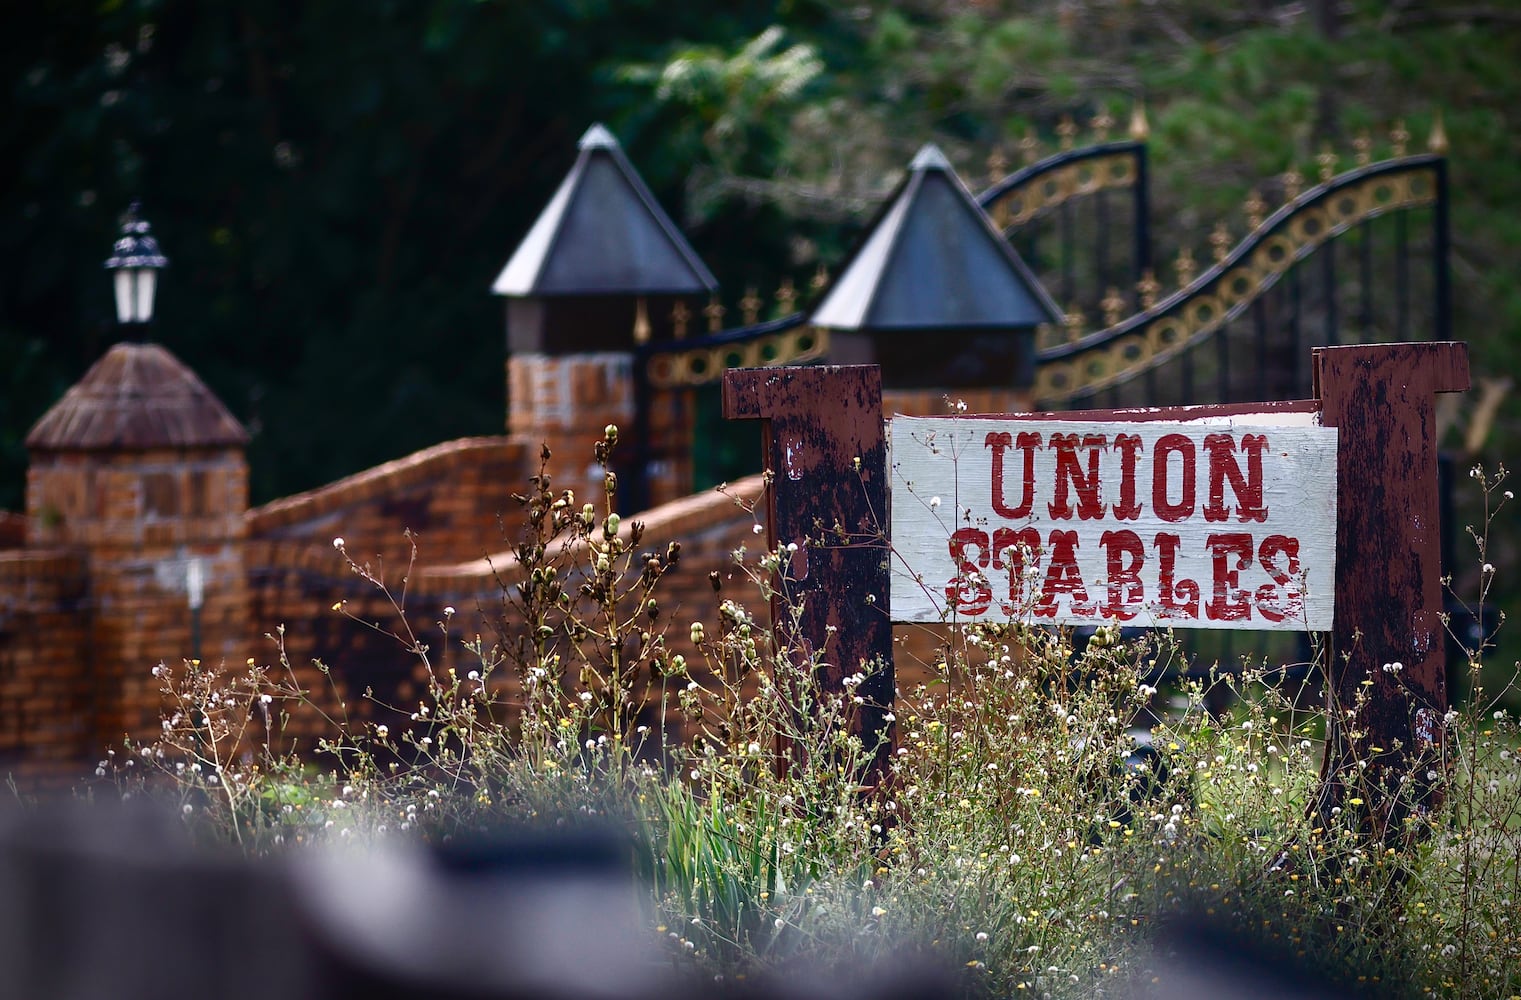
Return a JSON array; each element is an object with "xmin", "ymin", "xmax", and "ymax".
[{"xmin": 629, "ymin": 119, "xmax": 1452, "ymax": 519}]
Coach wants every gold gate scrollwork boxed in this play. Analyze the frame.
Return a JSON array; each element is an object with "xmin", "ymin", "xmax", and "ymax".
[
  {"xmin": 646, "ymin": 326, "xmax": 830, "ymax": 390},
  {"xmin": 988, "ymin": 151, "xmax": 1140, "ymax": 231},
  {"xmin": 1032, "ymin": 164, "xmax": 1439, "ymax": 407}
]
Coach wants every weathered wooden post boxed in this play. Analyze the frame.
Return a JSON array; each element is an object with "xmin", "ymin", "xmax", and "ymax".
[
  {"xmin": 1313, "ymin": 341, "xmax": 1470, "ymax": 838},
  {"xmin": 722, "ymin": 365, "xmax": 895, "ymax": 783}
]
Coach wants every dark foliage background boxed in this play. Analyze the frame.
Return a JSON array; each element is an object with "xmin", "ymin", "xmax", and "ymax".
[{"xmin": 4, "ymin": 2, "xmax": 1517, "ymax": 638}]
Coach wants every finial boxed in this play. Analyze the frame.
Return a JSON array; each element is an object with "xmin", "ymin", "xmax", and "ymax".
[
  {"xmin": 1244, "ymin": 188, "xmax": 1267, "ymax": 231},
  {"xmin": 1063, "ymin": 305, "xmax": 1085, "ymax": 342},
  {"xmin": 986, "ymin": 147, "xmax": 1008, "ymax": 183},
  {"xmin": 633, "ymin": 296, "xmax": 651, "ymax": 345},
  {"xmin": 578, "ymin": 123, "xmax": 619, "ymax": 150},
  {"xmin": 910, "ymin": 143, "xmax": 952, "ymax": 172},
  {"xmin": 1090, "ymin": 109, "xmax": 1114, "ymax": 142},
  {"xmin": 1427, "ymin": 110, "xmax": 1449, "ymax": 155},
  {"xmin": 1282, "ymin": 165, "xmax": 1303, "ymax": 201},
  {"xmin": 704, "ymin": 294, "xmax": 726, "ymax": 333},
  {"xmin": 1056, "ymin": 115, "xmax": 1078, "ymax": 150},
  {"xmin": 1128, "ymin": 100, "xmax": 1150, "ymax": 142},
  {"xmin": 1317, "ymin": 144, "xmax": 1338, "ymax": 183},
  {"xmin": 1137, "ymin": 268, "xmax": 1160, "ymax": 310},
  {"xmin": 810, "ymin": 263, "xmax": 829, "ymax": 293},
  {"xmin": 1390, "ymin": 119, "xmax": 1410, "ymax": 157},
  {"xmin": 1174, "ymin": 247, "xmax": 1196, "ymax": 287},
  {"xmin": 775, "ymin": 277, "xmax": 797, "ymax": 315},
  {"xmin": 1210, "ymin": 221, "xmax": 1232, "ymax": 264},
  {"xmin": 671, "ymin": 300, "xmax": 691, "ymax": 339},
  {"xmin": 740, "ymin": 285, "xmax": 763, "ymax": 325},
  {"xmin": 1018, "ymin": 126, "xmax": 1040, "ymax": 165},
  {"xmin": 1100, "ymin": 286, "xmax": 1126, "ymax": 327},
  {"xmin": 1352, "ymin": 130, "xmax": 1372, "ymax": 166}
]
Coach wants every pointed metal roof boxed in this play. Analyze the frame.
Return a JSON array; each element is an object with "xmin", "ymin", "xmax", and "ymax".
[
  {"xmin": 810, "ymin": 143, "xmax": 1061, "ymax": 330},
  {"xmin": 492, "ymin": 124, "xmax": 718, "ymax": 297}
]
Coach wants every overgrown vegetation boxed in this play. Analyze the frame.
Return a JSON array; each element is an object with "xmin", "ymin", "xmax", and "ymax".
[{"xmin": 94, "ymin": 435, "xmax": 1521, "ymax": 998}]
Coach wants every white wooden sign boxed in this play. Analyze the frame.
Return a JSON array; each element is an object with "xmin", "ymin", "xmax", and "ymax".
[{"xmin": 889, "ymin": 413, "xmax": 1338, "ymax": 630}]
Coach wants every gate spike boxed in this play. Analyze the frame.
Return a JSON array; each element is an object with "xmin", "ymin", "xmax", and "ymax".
[
  {"xmin": 1210, "ymin": 221, "xmax": 1232, "ymax": 264},
  {"xmin": 1064, "ymin": 305, "xmax": 1085, "ymax": 342},
  {"xmin": 810, "ymin": 263, "xmax": 830, "ymax": 293},
  {"xmin": 1057, "ymin": 114, "xmax": 1078, "ymax": 150},
  {"xmin": 1282, "ymin": 165, "xmax": 1304, "ymax": 201},
  {"xmin": 1353, "ymin": 129, "xmax": 1372, "ymax": 166},
  {"xmin": 1128, "ymin": 100, "xmax": 1150, "ymax": 142},
  {"xmin": 1244, "ymin": 188, "xmax": 1267, "ymax": 231},
  {"xmin": 1090, "ymin": 109, "xmax": 1114, "ymax": 142},
  {"xmin": 1174, "ymin": 247, "xmax": 1196, "ymax": 287},
  {"xmin": 1136, "ymin": 268, "xmax": 1160, "ymax": 310},
  {"xmin": 1317, "ymin": 144, "xmax": 1338, "ymax": 183},
  {"xmin": 1101, "ymin": 286, "xmax": 1126, "ymax": 326},
  {"xmin": 1390, "ymin": 119, "xmax": 1410, "ymax": 157},
  {"xmin": 740, "ymin": 285, "xmax": 763, "ymax": 325},
  {"xmin": 671, "ymin": 299, "xmax": 691, "ymax": 339},
  {"xmin": 704, "ymin": 294, "xmax": 726, "ymax": 333},
  {"xmin": 986, "ymin": 147, "xmax": 1008, "ymax": 183},
  {"xmin": 1427, "ymin": 110, "xmax": 1449, "ymax": 155},
  {"xmin": 1019, "ymin": 126, "xmax": 1040, "ymax": 165},
  {"xmin": 775, "ymin": 277, "xmax": 797, "ymax": 316},
  {"xmin": 987, "ymin": 147, "xmax": 1011, "ymax": 229}
]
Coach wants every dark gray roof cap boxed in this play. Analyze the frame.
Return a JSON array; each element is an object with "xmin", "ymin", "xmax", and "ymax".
[
  {"xmin": 492, "ymin": 123, "xmax": 717, "ymax": 297},
  {"xmin": 810, "ymin": 143, "xmax": 1061, "ymax": 330}
]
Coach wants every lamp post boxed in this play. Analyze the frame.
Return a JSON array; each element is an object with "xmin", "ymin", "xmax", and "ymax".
[{"xmin": 103, "ymin": 202, "xmax": 168, "ymax": 333}]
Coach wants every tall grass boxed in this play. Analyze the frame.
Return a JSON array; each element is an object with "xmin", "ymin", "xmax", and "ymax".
[{"xmin": 105, "ymin": 442, "xmax": 1521, "ymax": 998}]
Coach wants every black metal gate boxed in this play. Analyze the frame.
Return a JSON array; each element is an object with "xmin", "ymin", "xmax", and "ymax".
[{"xmin": 630, "ymin": 122, "xmax": 1453, "ymax": 534}]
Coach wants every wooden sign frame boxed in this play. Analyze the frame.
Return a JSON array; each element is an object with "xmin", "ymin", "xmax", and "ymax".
[{"xmin": 725, "ymin": 343, "xmax": 1469, "ymax": 830}]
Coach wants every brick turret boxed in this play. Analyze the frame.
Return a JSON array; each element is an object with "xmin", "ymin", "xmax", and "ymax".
[
  {"xmin": 23, "ymin": 341, "xmax": 250, "ymax": 750},
  {"xmin": 493, "ymin": 124, "xmax": 718, "ymax": 510}
]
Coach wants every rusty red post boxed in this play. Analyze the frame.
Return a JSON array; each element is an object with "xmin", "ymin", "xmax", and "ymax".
[
  {"xmin": 1313, "ymin": 341, "xmax": 1470, "ymax": 838},
  {"xmin": 722, "ymin": 365, "xmax": 895, "ymax": 783}
]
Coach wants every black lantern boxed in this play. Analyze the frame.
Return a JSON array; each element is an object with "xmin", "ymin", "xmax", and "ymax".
[{"xmin": 103, "ymin": 203, "xmax": 169, "ymax": 326}]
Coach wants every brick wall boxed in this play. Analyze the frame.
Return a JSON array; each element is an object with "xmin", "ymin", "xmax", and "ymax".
[
  {"xmin": 243, "ymin": 435, "xmax": 537, "ymax": 746},
  {"xmin": 275, "ymin": 462, "xmax": 951, "ymax": 743},
  {"xmin": 0, "ymin": 549, "xmax": 90, "ymax": 782},
  {"xmin": 2, "ymin": 383, "xmax": 1022, "ymax": 786},
  {"xmin": 248, "ymin": 436, "xmax": 532, "ymax": 569},
  {"xmin": 0, "ymin": 512, "xmax": 24, "ymax": 548},
  {"xmin": 241, "ymin": 472, "xmax": 771, "ymax": 748}
]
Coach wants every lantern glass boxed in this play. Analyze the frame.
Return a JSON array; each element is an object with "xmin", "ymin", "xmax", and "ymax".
[
  {"xmin": 112, "ymin": 266, "xmax": 158, "ymax": 323},
  {"xmin": 134, "ymin": 267, "xmax": 157, "ymax": 323},
  {"xmin": 113, "ymin": 269, "xmax": 135, "ymax": 323}
]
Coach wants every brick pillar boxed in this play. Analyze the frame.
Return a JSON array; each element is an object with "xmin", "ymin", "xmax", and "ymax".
[
  {"xmin": 26, "ymin": 446, "xmax": 250, "ymax": 751},
  {"xmin": 507, "ymin": 352, "xmax": 643, "ymax": 507}
]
